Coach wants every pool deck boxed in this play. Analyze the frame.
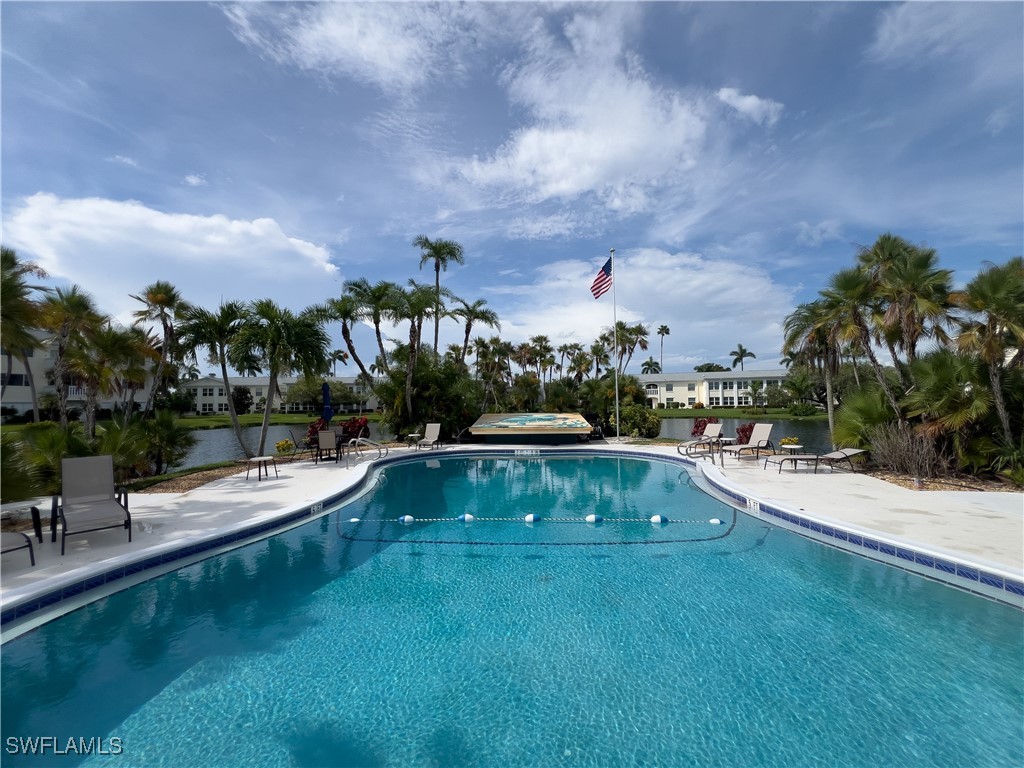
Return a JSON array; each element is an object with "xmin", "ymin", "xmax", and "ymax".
[{"xmin": 2, "ymin": 443, "xmax": 1022, "ymax": 638}]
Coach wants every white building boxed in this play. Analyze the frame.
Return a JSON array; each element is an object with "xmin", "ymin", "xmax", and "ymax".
[
  {"xmin": 636, "ymin": 369, "xmax": 788, "ymax": 409},
  {"xmin": 181, "ymin": 375, "xmax": 379, "ymax": 416}
]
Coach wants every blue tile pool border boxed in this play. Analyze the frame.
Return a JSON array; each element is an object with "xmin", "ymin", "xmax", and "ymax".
[{"xmin": 3, "ymin": 447, "xmax": 1021, "ymax": 630}]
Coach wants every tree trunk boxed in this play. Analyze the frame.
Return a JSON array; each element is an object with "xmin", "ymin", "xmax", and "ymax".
[
  {"xmin": 433, "ymin": 263, "xmax": 441, "ymax": 356},
  {"xmin": 988, "ymin": 363, "xmax": 1014, "ymax": 447},
  {"xmin": 22, "ymin": 355, "xmax": 40, "ymax": 422},
  {"xmin": 859, "ymin": 323, "xmax": 904, "ymax": 421},
  {"xmin": 824, "ymin": 363, "xmax": 836, "ymax": 450},
  {"xmin": 257, "ymin": 371, "xmax": 277, "ymax": 455},
  {"xmin": 221, "ymin": 352, "xmax": 253, "ymax": 458},
  {"xmin": 341, "ymin": 322, "xmax": 369, "ymax": 378},
  {"xmin": 374, "ymin": 322, "xmax": 390, "ymax": 375},
  {"xmin": 54, "ymin": 335, "xmax": 70, "ymax": 430}
]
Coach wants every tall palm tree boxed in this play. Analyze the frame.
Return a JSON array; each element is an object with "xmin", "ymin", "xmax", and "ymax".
[
  {"xmin": 452, "ymin": 298, "xmax": 500, "ymax": 364},
  {"xmin": 730, "ymin": 343, "xmax": 756, "ymax": 371},
  {"xmin": 344, "ymin": 278, "xmax": 400, "ymax": 375},
  {"xmin": 589, "ymin": 341, "xmax": 610, "ymax": 379},
  {"xmin": 178, "ymin": 301, "xmax": 253, "ymax": 457},
  {"xmin": 530, "ymin": 335, "xmax": 554, "ymax": 401},
  {"xmin": 66, "ymin": 319, "xmax": 142, "ymax": 439},
  {"xmin": 954, "ymin": 257, "xmax": 1024, "ymax": 447},
  {"xmin": 38, "ymin": 285, "xmax": 103, "ymax": 428},
  {"xmin": 413, "ymin": 235, "xmax": 465, "ymax": 355},
  {"xmin": 131, "ymin": 281, "xmax": 189, "ymax": 418},
  {"xmin": 229, "ymin": 300, "xmax": 330, "ymax": 455},
  {"xmin": 657, "ymin": 325, "xmax": 670, "ymax": 369},
  {"xmin": 1, "ymin": 247, "xmax": 50, "ymax": 420},
  {"xmin": 641, "ymin": 357, "xmax": 661, "ymax": 374},
  {"xmin": 386, "ymin": 281, "xmax": 437, "ymax": 417}
]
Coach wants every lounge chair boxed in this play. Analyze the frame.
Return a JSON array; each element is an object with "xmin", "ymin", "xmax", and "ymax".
[
  {"xmin": 816, "ymin": 448, "xmax": 867, "ymax": 473},
  {"xmin": 676, "ymin": 422, "xmax": 723, "ymax": 456},
  {"xmin": 722, "ymin": 423, "xmax": 774, "ymax": 461},
  {"xmin": 315, "ymin": 431, "xmax": 340, "ymax": 463},
  {"xmin": 53, "ymin": 455, "xmax": 131, "ymax": 556},
  {"xmin": 417, "ymin": 423, "xmax": 442, "ymax": 450},
  {"xmin": 762, "ymin": 447, "xmax": 867, "ymax": 474},
  {"xmin": 1, "ymin": 531, "xmax": 35, "ymax": 566}
]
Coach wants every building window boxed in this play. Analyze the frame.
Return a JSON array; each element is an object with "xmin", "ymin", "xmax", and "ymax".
[
  {"xmin": 645, "ymin": 384, "xmax": 659, "ymax": 393},
  {"xmin": 201, "ymin": 402, "xmax": 214, "ymax": 413},
  {"xmin": 687, "ymin": 383, "xmax": 695, "ymax": 391},
  {"xmin": 665, "ymin": 384, "xmax": 673, "ymax": 392},
  {"xmin": 709, "ymin": 397, "xmax": 721, "ymax": 406},
  {"xmin": 0, "ymin": 373, "xmax": 25, "ymax": 386},
  {"xmin": 201, "ymin": 387, "xmax": 214, "ymax": 397},
  {"xmin": 218, "ymin": 388, "xmax": 224, "ymax": 397},
  {"xmin": 255, "ymin": 388, "xmax": 263, "ymax": 397},
  {"xmin": 666, "ymin": 398, "xmax": 674, "ymax": 404},
  {"xmin": 724, "ymin": 396, "xmax": 735, "ymax": 406},
  {"xmin": 218, "ymin": 403, "xmax": 228, "ymax": 412},
  {"xmin": 709, "ymin": 382, "xmax": 720, "ymax": 390},
  {"xmin": 723, "ymin": 381, "xmax": 734, "ymax": 390},
  {"xmin": 687, "ymin": 397, "xmax": 696, "ymax": 405}
]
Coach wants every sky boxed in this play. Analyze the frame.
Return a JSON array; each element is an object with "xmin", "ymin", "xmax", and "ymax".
[{"xmin": 3, "ymin": 1, "xmax": 1022, "ymax": 376}]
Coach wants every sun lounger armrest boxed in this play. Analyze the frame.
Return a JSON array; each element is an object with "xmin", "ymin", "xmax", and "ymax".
[{"xmin": 116, "ymin": 486, "xmax": 129, "ymax": 511}]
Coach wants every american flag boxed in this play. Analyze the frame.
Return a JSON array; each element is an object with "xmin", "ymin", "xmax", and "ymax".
[{"xmin": 590, "ymin": 257, "xmax": 613, "ymax": 299}]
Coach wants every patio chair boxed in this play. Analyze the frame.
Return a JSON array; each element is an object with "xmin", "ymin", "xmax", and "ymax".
[
  {"xmin": 1, "ymin": 531, "xmax": 35, "ymax": 567},
  {"xmin": 315, "ymin": 431, "xmax": 339, "ymax": 464},
  {"xmin": 722, "ymin": 423, "xmax": 774, "ymax": 460},
  {"xmin": 676, "ymin": 422, "xmax": 723, "ymax": 456},
  {"xmin": 288, "ymin": 428, "xmax": 315, "ymax": 461},
  {"xmin": 417, "ymin": 423, "xmax": 442, "ymax": 450},
  {"xmin": 53, "ymin": 455, "xmax": 131, "ymax": 556}
]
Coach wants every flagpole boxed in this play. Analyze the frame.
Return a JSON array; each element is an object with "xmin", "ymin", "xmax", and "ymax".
[{"xmin": 610, "ymin": 248, "xmax": 621, "ymax": 441}]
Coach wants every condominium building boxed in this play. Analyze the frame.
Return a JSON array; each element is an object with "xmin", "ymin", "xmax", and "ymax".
[
  {"xmin": 636, "ymin": 369, "xmax": 788, "ymax": 409},
  {"xmin": 180, "ymin": 375, "xmax": 379, "ymax": 416}
]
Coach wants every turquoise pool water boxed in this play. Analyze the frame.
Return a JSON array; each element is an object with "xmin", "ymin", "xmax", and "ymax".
[{"xmin": 2, "ymin": 455, "xmax": 1021, "ymax": 767}]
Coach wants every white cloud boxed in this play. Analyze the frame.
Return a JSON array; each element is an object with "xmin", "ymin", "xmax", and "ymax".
[
  {"xmin": 449, "ymin": 7, "xmax": 706, "ymax": 215},
  {"xmin": 222, "ymin": 3, "xmax": 480, "ymax": 94},
  {"xmin": 487, "ymin": 248, "xmax": 794, "ymax": 370},
  {"xmin": 108, "ymin": 155, "xmax": 138, "ymax": 167},
  {"xmin": 717, "ymin": 87, "xmax": 783, "ymax": 127},
  {"xmin": 3, "ymin": 193, "xmax": 338, "ymax": 330},
  {"xmin": 795, "ymin": 219, "xmax": 843, "ymax": 247},
  {"xmin": 184, "ymin": 174, "xmax": 207, "ymax": 187},
  {"xmin": 985, "ymin": 107, "xmax": 1010, "ymax": 136}
]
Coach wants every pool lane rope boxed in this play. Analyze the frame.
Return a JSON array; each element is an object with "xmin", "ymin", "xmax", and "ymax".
[{"xmin": 351, "ymin": 515, "xmax": 724, "ymax": 525}]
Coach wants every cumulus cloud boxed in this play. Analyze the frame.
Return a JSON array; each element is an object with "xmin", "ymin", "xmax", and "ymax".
[
  {"xmin": 3, "ymin": 193, "xmax": 338, "ymax": 329},
  {"xmin": 183, "ymin": 174, "xmax": 207, "ymax": 187},
  {"xmin": 449, "ymin": 7, "xmax": 706, "ymax": 216},
  {"xmin": 108, "ymin": 155, "xmax": 138, "ymax": 167},
  {"xmin": 985, "ymin": 107, "xmax": 1010, "ymax": 136},
  {"xmin": 717, "ymin": 87, "xmax": 783, "ymax": 126}
]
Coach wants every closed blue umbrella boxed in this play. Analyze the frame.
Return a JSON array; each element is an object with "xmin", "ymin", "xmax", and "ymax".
[{"xmin": 321, "ymin": 382, "xmax": 334, "ymax": 425}]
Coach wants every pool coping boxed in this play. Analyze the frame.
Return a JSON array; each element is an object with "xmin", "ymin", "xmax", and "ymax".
[{"xmin": 2, "ymin": 446, "xmax": 1021, "ymax": 640}]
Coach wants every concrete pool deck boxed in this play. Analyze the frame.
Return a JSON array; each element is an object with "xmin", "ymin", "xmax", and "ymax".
[{"xmin": 2, "ymin": 443, "xmax": 1021, "ymax": 638}]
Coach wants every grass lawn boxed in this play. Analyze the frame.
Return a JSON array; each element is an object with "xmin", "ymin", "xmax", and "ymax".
[
  {"xmin": 654, "ymin": 407, "xmax": 829, "ymax": 421},
  {"xmin": 178, "ymin": 412, "xmax": 382, "ymax": 430}
]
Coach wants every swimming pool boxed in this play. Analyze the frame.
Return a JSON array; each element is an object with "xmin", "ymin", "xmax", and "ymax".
[{"xmin": 2, "ymin": 455, "xmax": 1021, "ymax": 767}]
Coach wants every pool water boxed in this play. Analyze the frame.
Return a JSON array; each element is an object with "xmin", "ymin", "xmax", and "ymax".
[{"xmin": 2, "ymin": 456, "xmax": 1021, "ymax": 767}]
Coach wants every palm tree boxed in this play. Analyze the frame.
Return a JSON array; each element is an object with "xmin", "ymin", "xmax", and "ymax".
[
  {"xmin": 783, "ymin": 300, "xmax": 842, "ymax": 447},
  {"xmin": 730, "ymin": 343, "xmax": 756, "ymax": 371},
  {"xmin": 38, "ymin": 285, "xmax": 103, "ymax": 428},
  {"xmin": 589, "ymin": 341, "xmax": 610, "ymax": 379},
  {"xmin": 657, "ymin": 325, "xmax": 670, "ymax": 369},
  {"xmin": 1, "ymin": 247, "xmax": 49, "ymax": 420},
  {"xmin": 322, "ymin": 295, "xmax": 370, "ymax": 378},
  {"xmin": 344, "ymin": 278, "xmax": 400, "ymax": 375},
  {"xmin": 452, "ymin": 298, "xmax": 500, "ymax": 364},
  {"xmin": 641, "ymin": 357, "xmax": 661, "ymax": 375},
  {"xmin": 820, "ymin": 268, "xmax": 905, "ymax": 420},
  {"xmin": 178, "ymin": 301, "xmax": 253, "ymax": 457},
  {"xmin": 229, "ymin": 300, "xmax": 330, "ymax": 455},
  {"xmin": 386, "ymin": 281, "xmax": 437, "ymax": 417},
  {"xmin": 131, "ymin": 281, "xmax": 189, "ymax": 419},
  {"xmin": 413, "ymin": 235, "xmax": 465, "ymax": 355},
  {"xmin": 747, "ymin": 380, "xmax": 765, "ymax": 410},
  {"xmin": 954, "ymin": 258, "xmax": 1024, "ymax": 447}
]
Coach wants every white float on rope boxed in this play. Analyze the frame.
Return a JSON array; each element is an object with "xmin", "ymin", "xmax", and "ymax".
[{"xmin": 399, "ymin": 515, "xmax": 415, "ymax": 525}]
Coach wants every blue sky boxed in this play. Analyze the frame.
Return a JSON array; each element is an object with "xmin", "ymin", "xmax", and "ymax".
[{"xmin": 3, "ymin": 2, "xmax": 1022, "ymax": 375}]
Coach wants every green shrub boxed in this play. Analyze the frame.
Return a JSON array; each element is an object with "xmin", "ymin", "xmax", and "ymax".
[{"xmin": 614, "ymin": 404, "xmax": 661, "ymax": 439}]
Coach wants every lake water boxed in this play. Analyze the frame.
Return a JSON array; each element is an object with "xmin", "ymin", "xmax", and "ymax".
[
  {"xmin": 180, "ymin": 416, "xmax": 831, "ymax": 470},
  {"xmin": 181, "ymin": 421, "xmax": 392, "ymax": 469}
]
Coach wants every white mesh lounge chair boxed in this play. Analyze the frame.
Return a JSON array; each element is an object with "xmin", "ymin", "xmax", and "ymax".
[
  {"xmin": 315, "ymin": 431, "xmax": 339, "ymax": 463},
  {"xmin": 289, "ymin": 428, "xmax": 315, "ymax": 461},
  {"xmin": 417, "ymin": 423, "xmax": 442, "ymax": 450},
  {"xmin": 816, "ymin": 448, "xmax": 867, "ymax": 472},
  {"xmin": 676, "ymin": 422, "xmax": 723, "ymax": 456},
  {"xmin": 1, "ymin": 531, "xmax": 35, "ymax": 566},
  {"xmin": 53, "ymin": 455, "xmax": 131, "ymax": 556},
  {"xmin": 722, "ymin": 423, "xmax": 774, "ymax": 460}
]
